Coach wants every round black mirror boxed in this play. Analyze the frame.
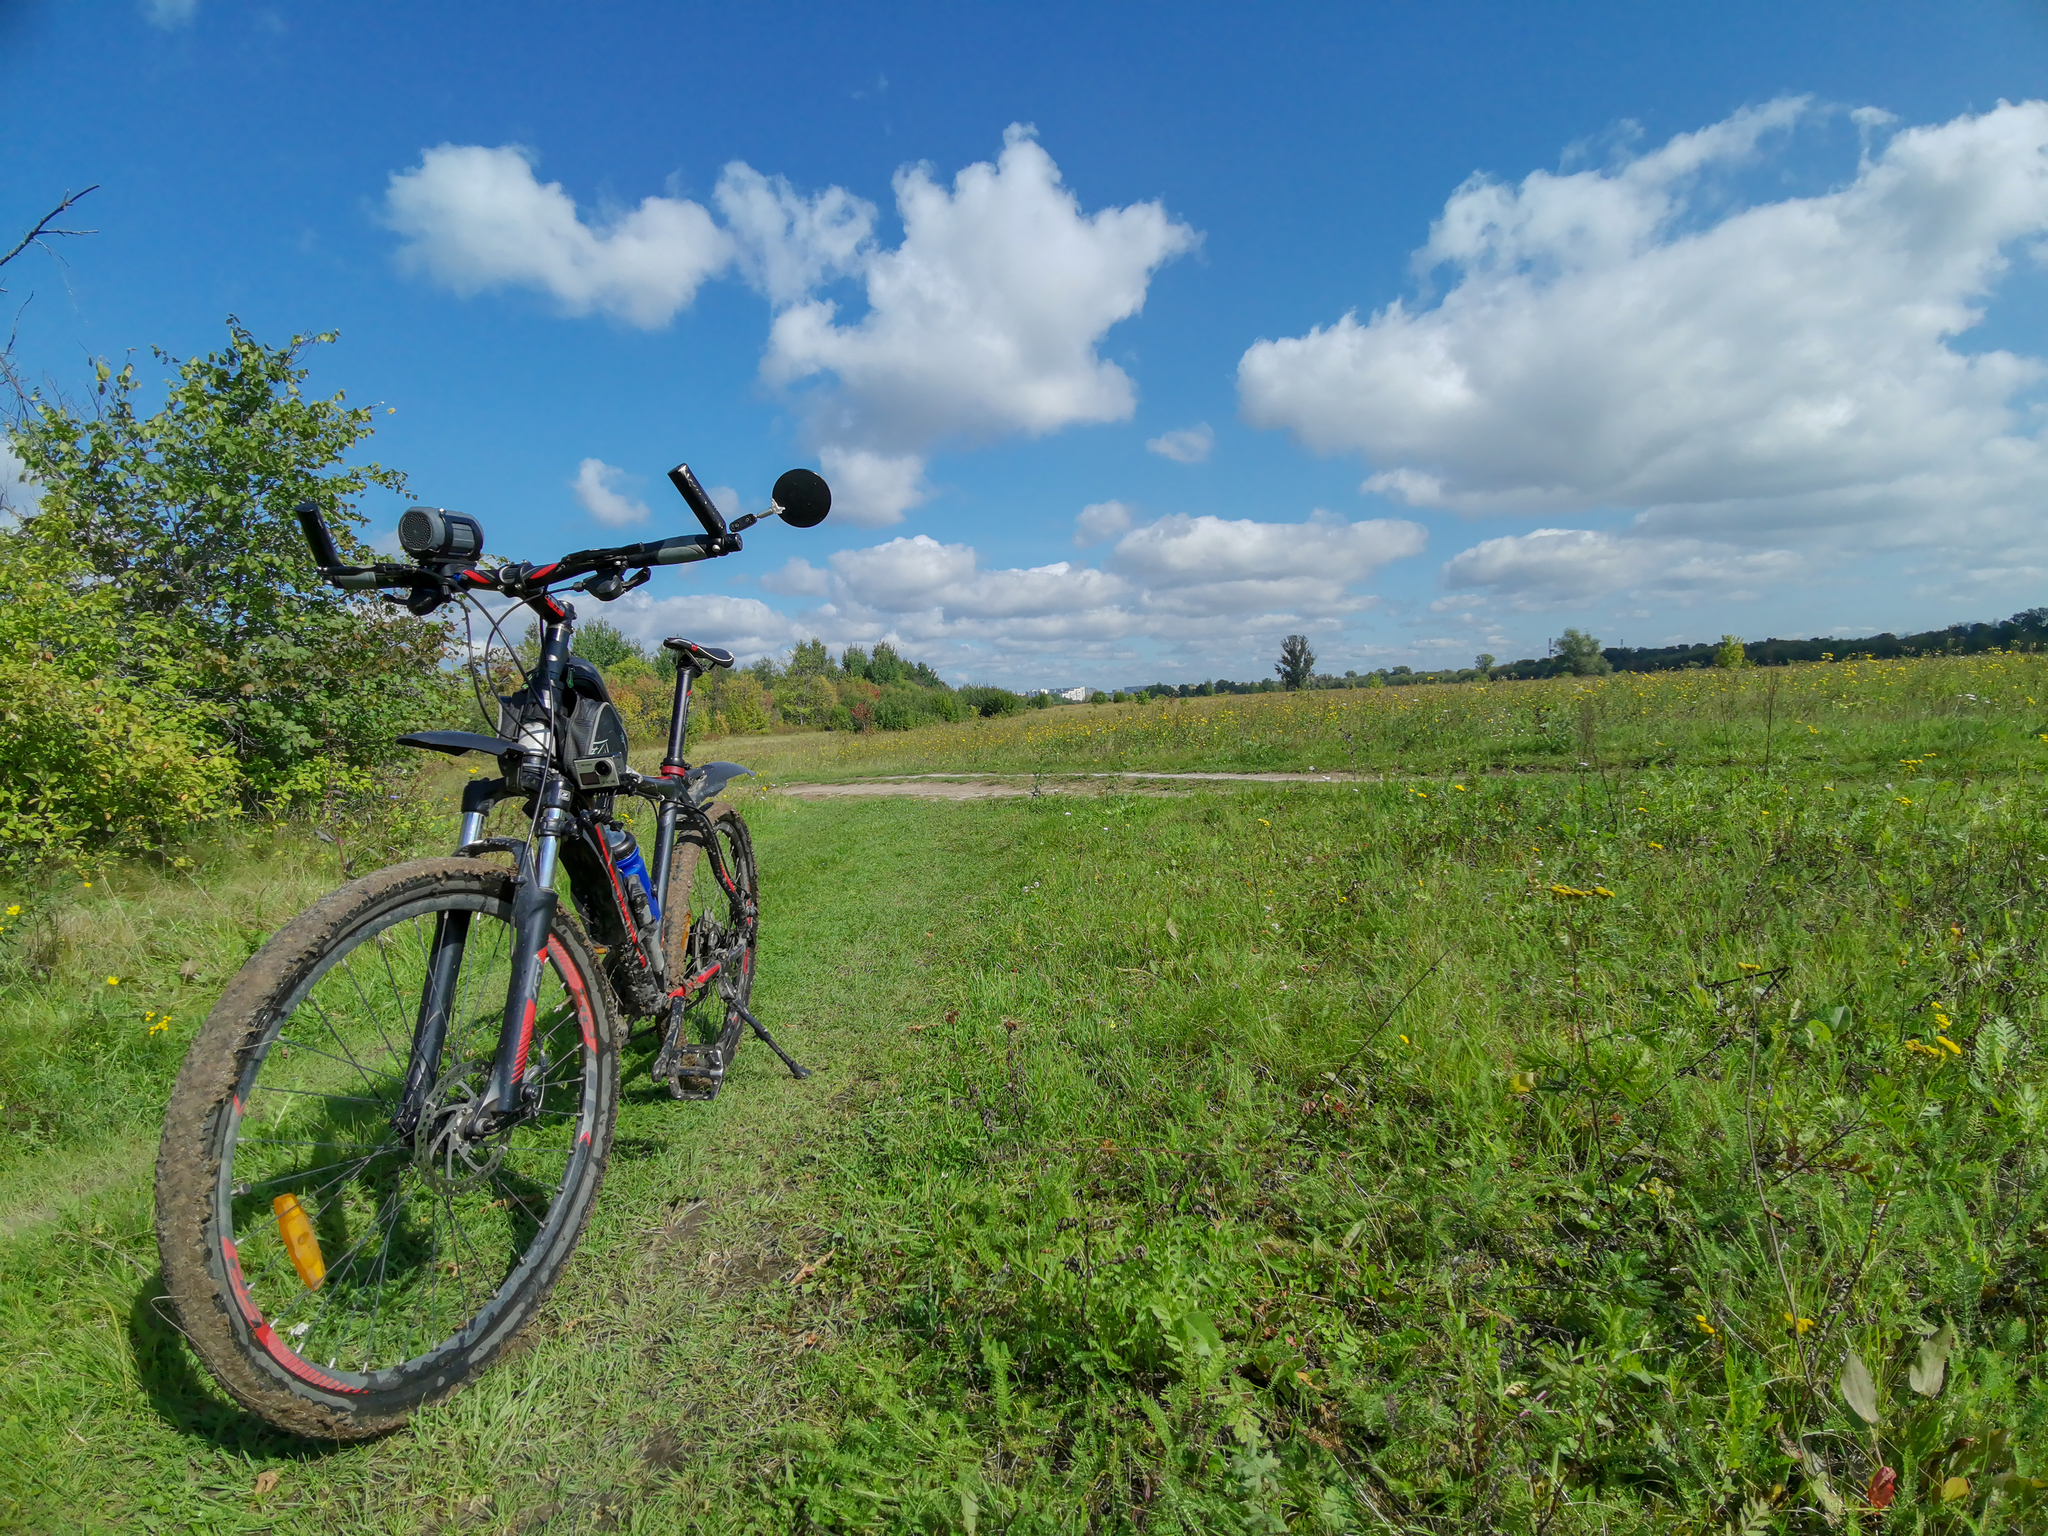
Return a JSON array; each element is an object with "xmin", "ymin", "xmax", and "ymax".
[{"xmin": 772, "ymin": 468, "xmax": 831, "ymax": 528}]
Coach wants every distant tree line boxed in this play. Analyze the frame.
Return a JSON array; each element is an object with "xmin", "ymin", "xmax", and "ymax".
[
  {"xmin": 1112, "ymin": 609, "xmax": 2048, "ymax": 700},
  {"xmin": 566, "ymin": 629, "xmax": 1060, "ymax": 743}
]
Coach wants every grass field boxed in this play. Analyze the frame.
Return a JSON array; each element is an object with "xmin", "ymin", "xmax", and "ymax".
[{"xmin": 4, "ymin": 655, "xmax": 2047, "ymax": 1532}]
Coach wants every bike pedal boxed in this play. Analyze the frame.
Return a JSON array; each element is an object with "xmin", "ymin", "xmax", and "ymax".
[{"xmin": 663, "ymin": 1044, "xmax": 725, "ymax": 1101}]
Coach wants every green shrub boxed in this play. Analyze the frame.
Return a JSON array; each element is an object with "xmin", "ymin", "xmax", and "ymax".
[
  {"xmin": 956, "ymin": 685, "xmax": 1023, "ymax": 718},
  {"xmin": 0, "ymin": 536, "xmax": 240, "ymax": 866}
]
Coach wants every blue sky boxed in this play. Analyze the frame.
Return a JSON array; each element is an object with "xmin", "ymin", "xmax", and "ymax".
[{"xmin": 5, "ymin": 0, "xmax": 2047, "ymax": 687}]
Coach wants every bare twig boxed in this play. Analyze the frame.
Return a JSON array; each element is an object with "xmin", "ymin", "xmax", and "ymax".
[{"xmin": 0, "ymin": 186, "xmax": 99, "ymax": 277}]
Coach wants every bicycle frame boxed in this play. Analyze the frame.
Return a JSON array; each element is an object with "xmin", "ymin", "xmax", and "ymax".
[{"xmin": 395, "ymin": 595, "xmax": 749, "ymax": 1137}]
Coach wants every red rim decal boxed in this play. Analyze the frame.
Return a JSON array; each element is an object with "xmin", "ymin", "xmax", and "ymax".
[
  {"xmin": 547, "ymin": 934, "xmax": 597, "ymax": 1053},
  {"xmin": 220, "ymin": 1235, "xmax": 364, "ymax": 1393}
]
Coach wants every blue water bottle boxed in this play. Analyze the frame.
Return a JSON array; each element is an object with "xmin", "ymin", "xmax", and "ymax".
[{"xmin": 604, "ymin": 825, "xmax": 661, "ymax": 924}]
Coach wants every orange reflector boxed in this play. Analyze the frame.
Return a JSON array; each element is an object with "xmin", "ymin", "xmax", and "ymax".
[{"xmin": 272, "ymin": 1193, "xmax": 326, "ymax": 1290}]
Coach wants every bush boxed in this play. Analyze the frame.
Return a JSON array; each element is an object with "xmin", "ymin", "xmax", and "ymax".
[
  {"xmin": 1714, "ymin": 634, "xmax": 1751, "ymax": 669},
  {"xmin": 956, "ymin": 685, "xmax": 1023, "ymax": 718},
  {"xmin": 872, "ymin": 684, "xmax": 965, "ymax": 731},
  {"xmin": 0, "ymin": 536, "xmax": 241, "ymax": 866}
]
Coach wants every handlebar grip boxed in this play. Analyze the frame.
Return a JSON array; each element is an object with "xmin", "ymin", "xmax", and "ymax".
[
  {"xmin": 666, "ymin": 463, "xmax": 729, "ymax": 540},
  {"xmin": 295, "ymin": 500, "xmax": 343, "ymax": 569},
  {"xmin": 642, "ymin": 534, "xmax": 717, "ymax": 567}
]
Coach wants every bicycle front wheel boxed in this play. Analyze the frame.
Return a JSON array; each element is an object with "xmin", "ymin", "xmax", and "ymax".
[{"xmin": 155, "ymin": 857, "xmax": 619, "ymax": 1439}]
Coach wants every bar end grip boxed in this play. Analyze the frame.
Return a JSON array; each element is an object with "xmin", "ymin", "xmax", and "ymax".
[{"xmin": 666, "ymin": 463, "xmax": 729, "ymax": 540}]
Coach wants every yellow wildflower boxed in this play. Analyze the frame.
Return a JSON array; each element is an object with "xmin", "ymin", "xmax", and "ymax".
[
  {"xmin": 1648, "ymin": 842, "xmax": 1664, "ymax": 850},
  {"xmin": 1783, "ymin": 1313, "xmax": 1815, "ymax": 1334},
  {"xmin": 1695, "ymin": 1314, "xmax": 1718, "ymax": 1336},
  {"xmin": 106, "ymin": 976, "xmax": 120, "ymax": 986},
  {"xmin": 4, "ymin": 905, "xmax": 18, "ymax": 917}
]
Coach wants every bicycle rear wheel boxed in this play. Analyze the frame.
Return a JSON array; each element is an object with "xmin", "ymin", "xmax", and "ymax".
[
  {"xmin": 663, "ymin": 802, "xmax": 759, "ymax": 1018},
  {"xmin": 155, "ymin": 858, "xmax": 618, "ymax": 1439}
]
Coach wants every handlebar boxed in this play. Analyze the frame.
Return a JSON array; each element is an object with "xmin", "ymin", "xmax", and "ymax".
[{"xmin": 293, "ymin": 457, "xmax": 826, "ymax": 612}]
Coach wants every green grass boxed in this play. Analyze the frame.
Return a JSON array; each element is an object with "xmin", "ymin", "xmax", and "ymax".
[{"xmin": 4, "ymin": 653, "xmax": 2048, "ymax": 1531}]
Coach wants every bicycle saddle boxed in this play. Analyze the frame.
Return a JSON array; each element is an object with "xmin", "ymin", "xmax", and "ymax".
[{"xmin": 662, "ymin": 638, "xmax": 735, "ymax": 672}]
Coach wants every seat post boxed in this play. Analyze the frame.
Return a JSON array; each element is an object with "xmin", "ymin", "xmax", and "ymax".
[
  {"xmin": 660, "ymin": 654, "xmax": 699, "ymax": 780},
  {"xmin": 652, "ymin": 641, "xmax": 702, "ymax": 918}
]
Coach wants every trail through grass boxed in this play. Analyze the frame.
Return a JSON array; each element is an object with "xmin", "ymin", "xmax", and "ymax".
[{"xmin": 4, "ymin": 654, "xmax": 2047, "ymax": 1531}]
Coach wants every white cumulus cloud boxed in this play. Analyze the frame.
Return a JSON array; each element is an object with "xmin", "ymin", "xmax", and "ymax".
[
  {"xmin": 385, "ymin": 145, "xmax": 734, "ymax": 328},
  {"xmin": 1074, "ymin": 499, "xmax": 1134, "ymax": 546},
  {"xmin": 746, "ymin": 507, "xmax": 1425, "ymax": 681},
  {"xmin": 764, "ymin": 125, "xmax": 1198, "ymax": 520},
  {"xmin": 714, "ymin": 164, "xmax": 876, "ymax": 308},
  {"xmin": 570, "ymin": 458, "xmax": 650, "ymax": 526},
  {"xmin": 1240, "ymin": 98, "xmax": 2048, "ymax": 602},
  {"xmin": 1439, "ymin": 528, "xmax": 1804, "ymax": 611},
  {"xmin": 1146, "ymin": 423, "xmax": 1213, "ymax": 463},
  {"xmin": 817, "ymin": 445, "xmax": 931, "ymax": 528},
  {"xmin": 141, "ymin": 0, "xmax": 197, "ymax": 27},
  {"xmin": 0, "ymin": 442, "xmax": 40, "ymax": 522}
]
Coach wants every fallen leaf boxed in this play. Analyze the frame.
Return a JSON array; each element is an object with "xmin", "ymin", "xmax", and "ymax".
[
  {"xmin": 1002, "ymin": 1018, "xmax": 1021, "ymax": 1033},
  {"xmin": 1839, "ymin": 1350, "xmax": 1880, "ymax": 1424},
  {"xmin": 944, "ymin": 1009, "xmax": 959, "ymax": 1024},
  {"xmin": 178, "ymin": 958, "xmax": 202, "ymax": 981},
  {"xmin": 789, "ymin": 1251, "xmax": 834, "ymax": 1287},
  {"xmin": 1941, "ymin": 1475, "xmax": 1970, "ymax": 1502},
  {"xmin": 908, "ymin": 1023, "xmax": 933, "ymax": 1033},
  {"xmin": 1910, "ymin": 1322, "xmax": 1956, "ymax": 1397},
  {"xmin": 1867, "ymin": 1467, "xmax": 1897, "ymax": 1511},
  {"xmin": 252, "ymin": 1470, "xmax": 280, "ymax": 1498},
  {"xmin": 1165, "ymin": 918, "xmax": 1180, "ymax": 940}
]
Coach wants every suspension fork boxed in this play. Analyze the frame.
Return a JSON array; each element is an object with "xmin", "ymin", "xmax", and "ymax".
[
  {"xmin": 480, "ymin": 611, "xmax": 577, "ymax": 1122},
  {"xmin": 395, "ymin": 775, "xmax": 506, "ymax": 1136}
]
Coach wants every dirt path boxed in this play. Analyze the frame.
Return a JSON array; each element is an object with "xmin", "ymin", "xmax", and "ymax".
[{"xmin": 771, "ymin": 770, "xmax": 1367, "ymax": 800}]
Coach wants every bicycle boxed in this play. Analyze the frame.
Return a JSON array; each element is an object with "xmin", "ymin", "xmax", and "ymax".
[{"xmin": 154, "ymin": 459, "xmax": 830, "ymax": 1439}]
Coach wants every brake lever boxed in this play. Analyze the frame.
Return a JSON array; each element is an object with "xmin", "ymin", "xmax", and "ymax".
[{"xmin": 575, "ymin": 565, "xmax": 652, "ymax": 602}]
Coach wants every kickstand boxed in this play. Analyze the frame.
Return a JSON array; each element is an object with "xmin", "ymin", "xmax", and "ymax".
[{"xmin": 731, "ymin": 1001, "xmax": 812, "ymax": 1079}]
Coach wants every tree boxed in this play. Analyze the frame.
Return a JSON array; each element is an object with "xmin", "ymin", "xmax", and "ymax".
[
  {"xmin": 572, "ymin": 618, "xmax": 646, "ymax": 674},
  {"xmin": 1276, "ymin": 633, "xmax": 1316, "ymax": 690},
  {"xmin": 786, "ymin": 637, "xmax": 832, "ymax": 677},
  {"xmin": 1475, "ymin": 652, "xmax": 1496, "ymax": 679},
  {"xmin": 1713, "ymin": 634, "xmax": 1750, "ymax": 669},
  {"xmin": 1555, "ymin": 628, "xmax": 1612, "ymax": 676},
  {"xmin": 8, "ymin": 319, "xmax": 449, "ymax": 803}
]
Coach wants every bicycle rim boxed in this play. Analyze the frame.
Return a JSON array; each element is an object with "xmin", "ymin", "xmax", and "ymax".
[{"xmin": 211, "ymin": 887, "xmax": 603, "ymax": 1396}]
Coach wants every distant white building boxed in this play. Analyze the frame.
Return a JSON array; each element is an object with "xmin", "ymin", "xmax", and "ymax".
[{"xmin": 1024, "ymin": 686, "xmax": 1090, "ymax": 701}]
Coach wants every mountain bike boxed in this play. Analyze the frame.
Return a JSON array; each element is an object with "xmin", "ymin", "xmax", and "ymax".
[{"xmin": 154, "ymin": 460, "xmax": 830, "ymax": 1439}]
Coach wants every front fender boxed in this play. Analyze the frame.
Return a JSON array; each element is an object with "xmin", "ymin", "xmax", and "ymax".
[{"xmin": 686, "ymin": 761, "xmax": 754, "ymax": 806}]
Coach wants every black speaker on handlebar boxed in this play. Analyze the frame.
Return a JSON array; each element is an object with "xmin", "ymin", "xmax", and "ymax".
[
  {"xmin": 398, "ymin": 506, "xmax": 485, "ymax": 563},
  {"xmin": 771, "ymin": 468, "xmax": 830, "ymax": 528}
]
